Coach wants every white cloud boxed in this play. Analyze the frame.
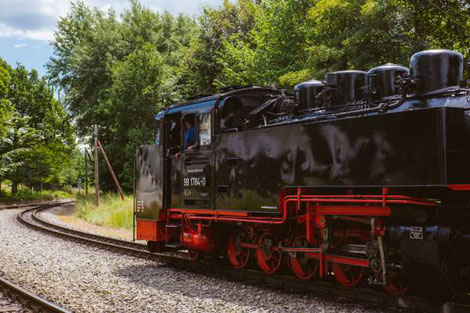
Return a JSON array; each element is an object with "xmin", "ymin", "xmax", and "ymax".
[
  {"xmin": 13, "ymin": 43, "xmax": 28, "ymax": 48},
  {"xmin": 0, "ymin": 23, "xmax": 54, "ymax": 41},
  {"xmin": 0, "ymin": 0, "xmax": 222, "ymax": 42},
  {"xmin": 0, "ymin": 0, "xmax": 66, "ymax": 41}
]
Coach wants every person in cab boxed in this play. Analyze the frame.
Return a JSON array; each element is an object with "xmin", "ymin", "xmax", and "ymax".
[{"xmin": 183, "ymin": 114, "xmax": 197, "ymax": 150}]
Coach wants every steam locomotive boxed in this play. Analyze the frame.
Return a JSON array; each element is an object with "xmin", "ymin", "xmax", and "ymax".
[{"xmin": 135, "ymin": 49, "xmax": 470, "ymax": 296}]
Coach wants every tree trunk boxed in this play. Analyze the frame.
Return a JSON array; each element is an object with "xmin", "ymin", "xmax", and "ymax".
[{"xmin": 12, "ymin": 181, "xmax": 18, "ymax": 194}]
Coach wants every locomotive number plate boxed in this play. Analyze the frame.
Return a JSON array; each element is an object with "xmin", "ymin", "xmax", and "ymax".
[
  {"xmin": 183, "ymin": 176, "xmax": 207, "ymax": 187},
  {"xmin": 409, "ymin": 227, "xmax": 424, "ymax": 240}
]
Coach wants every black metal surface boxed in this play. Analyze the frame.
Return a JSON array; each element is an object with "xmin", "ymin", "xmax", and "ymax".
[
  {"xmin": 387, "ymin": 225, "xmax": 455, "ymax": 294},
  {"xmin": 294, "ymin": 79, "xmax": 324, "ymax": 110},
  {"xmin": 135, "ymin": 145, "xmax": 164, "ymax": 220},
  {"xmin": 325, "ymin": 70, "xmax": 366, "ymax": 106},
  {"xmin": 410, "ymin": 49, "xmax": 464, "ymax": 94},
  {"xmin": 145, "ymin": 49, "xmax": 469, "ymax": 215},
  {"xmin": 215, "ymin": 107, "xmax": 470, "ymax": 212},
  {"xmin": 366, "ymin": 64, "xmax": 409, "ymax": 99},
  {"xmin": 139, "ymin": 91, "xmax": 470, "ymax": 214}
]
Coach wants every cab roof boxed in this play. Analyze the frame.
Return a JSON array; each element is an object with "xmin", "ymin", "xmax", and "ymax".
[{"xmin": 158, "ymin": 86, "xmax": 281, "ymax": 117}]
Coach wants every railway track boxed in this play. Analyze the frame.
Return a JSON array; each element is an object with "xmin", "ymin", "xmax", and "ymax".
[
  {"xmin": 0, "ymin": 201, "xmax": 72, "ymax": 312},
  {"xmin": 0, "ymin": 201, "xmax": 57, "ymax": 210},
  {"xmin": 17, "ymin": 202, "xmax": 470, "ymax": 313},
  {"xmin": 0, "ymin": 277, "xmax": 71, "ymax": 313}
]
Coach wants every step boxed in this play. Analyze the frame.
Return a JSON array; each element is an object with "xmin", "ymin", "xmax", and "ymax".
[
  {"xmin": 165, "ymin": 224, "xmax": 180, "ymax": 229},
  {"xmin": 165, "ymin": 243, "xmax": 183, "ymax": 249}
]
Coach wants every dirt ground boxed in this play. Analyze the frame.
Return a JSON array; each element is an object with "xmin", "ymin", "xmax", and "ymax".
[{"xmin": 47, "ymin": 204, "xmax": 135, "ymax": 241}]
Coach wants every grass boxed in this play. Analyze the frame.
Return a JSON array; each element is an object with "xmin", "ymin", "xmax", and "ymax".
[
  {"xmin": 0, "ymin": 188, "xmax": 73, "ymax": 201},
  {"xmin": 75, "ymin": 193, "xmax": 133, "ymax": 230}
]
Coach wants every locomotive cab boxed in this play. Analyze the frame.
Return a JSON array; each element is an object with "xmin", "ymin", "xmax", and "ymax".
[{"xmin": 135, "ymin": 87, "xmax": 282, "ymax": 247}]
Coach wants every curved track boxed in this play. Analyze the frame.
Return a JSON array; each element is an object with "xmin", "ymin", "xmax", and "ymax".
[
  {"xmin": 18, "ymin": 202, "xmax": 178, "ymax": 263},
  {"xmin": 0, "ymin": 201, "xmax": 54, "ymax": 210},
  {"xmin": 0, "ymin": 277, "xmax": 71, "ymax": 313},
  {"xmin": 17, "ymin": 202, "xmax": 470, "ymax": 313},
  {"xmin": 0, "ymin": 201, "xmax": 72, "ymax": 313}
]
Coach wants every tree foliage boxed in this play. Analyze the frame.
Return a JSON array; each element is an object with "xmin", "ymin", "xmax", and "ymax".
[
  {"xmin": 47, "ymin": 0, "xmax": 198, "ymax": 191},
  {"xmin": 0, "ymin": 59, "xmax": 74, "ymax": 193},
  {"xmin": 46, "ymin": 0, "xmax": 469, "ymax": 192}
]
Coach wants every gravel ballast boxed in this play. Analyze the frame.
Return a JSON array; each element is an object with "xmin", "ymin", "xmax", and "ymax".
[
  {"xmin": 0, "ymin": 285, "xmax": 32, "ymax": 313},
  {"xmin": 0, "ymin": 207, "xmax": 404, "ymax": 312}
]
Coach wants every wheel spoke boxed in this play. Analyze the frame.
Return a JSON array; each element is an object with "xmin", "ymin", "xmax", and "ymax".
[
  {"xmin": 256, "ymin": 232, "xmax": 282, "ymax": 274},
  {"xmin": 289, "ymin": 234, "xmax": 318, "ymax": 280},
  {"xmin": 227, "ymin": 229, "xmax": 250, "ymax": 268},
  {"xmin": 332, "ymin": 262, "xmax": 364, "ymax": 287}
]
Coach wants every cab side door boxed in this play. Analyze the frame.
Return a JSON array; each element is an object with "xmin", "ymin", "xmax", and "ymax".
[{"xmin": 180, "ymin": 108, "xmax": 214, "ymax": 209}]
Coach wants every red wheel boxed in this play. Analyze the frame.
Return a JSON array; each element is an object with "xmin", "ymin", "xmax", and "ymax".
[
  {"xmin": 332, "ymin": 262, "xmax": 364, "ymax": 287},
  {"xmin": 188, "ymin": 250, "xmax": 200, "ymax": 261},
  {"xmin": 227, "ymin": 229, "xmax": 250, "ymax": 268},
  {"xmin": 256, "ymin": 232, "xmax": 282, "ymax": 274},
  {"xmin": 289, "ymin": 234, "xmax": 318, "ymax": 280},
  {"xmin": 332, "ymin": 238, "xmax": 365, "ymax": 287},
  {"xmin": 383, "ymin": 270, "xmax": 408, "ymax": 296}
]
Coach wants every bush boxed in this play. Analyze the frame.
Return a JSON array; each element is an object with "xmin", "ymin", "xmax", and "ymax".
[
  {"xmin": 0, "ymin": 188, "xmax": 74, "ymax": 201},
  {"xmin": 75, "ymin": 193, "xmax": 133, "ymax": 230}
]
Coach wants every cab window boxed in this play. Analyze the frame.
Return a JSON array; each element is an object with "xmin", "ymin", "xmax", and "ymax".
[
  {"xmin": 165, "ymin": 113, "xmax": 182, "ymax": 155},
  {"xmin": 182, "ymin": 111, "xmax": 212, "ymax": 151},
  {"xmin": 198, "ymin": 112, "xmax": 211, "ymax": 147}
]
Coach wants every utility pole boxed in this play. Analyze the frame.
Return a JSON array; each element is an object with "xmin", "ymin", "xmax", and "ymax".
[
  {"xmin": 94, "ymin": 125, "xmax": 99, "ymax": 206},
  {"xmin": 84, "ymin": 148, "xmax": 88, "ymax": 196},
  {"xmin": 97, "ymin": 140, "xmax": 125, "ymax": 200}
]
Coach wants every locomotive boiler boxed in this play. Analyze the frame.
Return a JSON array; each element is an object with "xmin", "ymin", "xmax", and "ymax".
[{"xmin": 134, "ymin": 49, "xmax": 470, "ymax": 296}]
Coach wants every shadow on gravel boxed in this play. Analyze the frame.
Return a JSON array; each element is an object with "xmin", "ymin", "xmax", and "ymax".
[{"xmin": 113, "ymin": 263, "xmax": 402, "ymax": 313}]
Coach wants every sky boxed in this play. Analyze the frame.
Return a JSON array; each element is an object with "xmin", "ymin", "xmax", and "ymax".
[{"xmin": 0, "ymin": 0, "xmax": 222, "ymax": 78}]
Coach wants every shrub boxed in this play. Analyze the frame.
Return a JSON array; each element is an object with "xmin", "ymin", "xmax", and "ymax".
[{"xmin": 75, "ymin": 193, "xmax": 133, "ymax": 230}]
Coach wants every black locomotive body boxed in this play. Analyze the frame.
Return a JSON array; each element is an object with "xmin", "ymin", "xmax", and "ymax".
[{"xmin": 135, "ymin": 49, "xmax": 470, "ymax": 296}]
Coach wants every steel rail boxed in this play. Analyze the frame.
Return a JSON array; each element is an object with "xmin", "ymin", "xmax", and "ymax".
[
  {"xmin": 0, "ymin": 200, "xmax": 60, "ymax": 210},
  {"xmin": 17, "ymin": 202, "xmax": 470, "ymax": 313},
  {"xmin": 31, "ymin": 204, "xmax": 148, "ymax": 251},
  {"xmin": 0, "ymin": 273, "xmax": 71, "ymax": 313},
  {"xmin": 18, "ymin": 204, "xmax": 178, "ymax": 264}
]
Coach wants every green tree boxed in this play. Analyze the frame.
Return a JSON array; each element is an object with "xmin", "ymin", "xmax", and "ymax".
[
  {"xmin": 1, "ymin": 113, "xmax": 35, "ymax": 193},
  {"xmin": 109, "ymin": 42, "xmax": 164, "ymax": 190},
  {"xmin": 0, "ymin": 58, "xmax": 12, "ymax": 138},
  {"xmin": 60, "ymin": 148, "xmax": 85, "ymax": 188},
  {"xmin": 48, "ymin": 0, "xmax": 197, "ymax": 191},
  {"xmin": 189, "ymin": 0, "xmax": 258, "ymax": 92},
  {"xmin": 2, "ymin": 64, "xmax": 75, "ymax": 193},
  {"xmin": 397, "ymin": 0, "xmax": 469, "ymax": 59}
]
